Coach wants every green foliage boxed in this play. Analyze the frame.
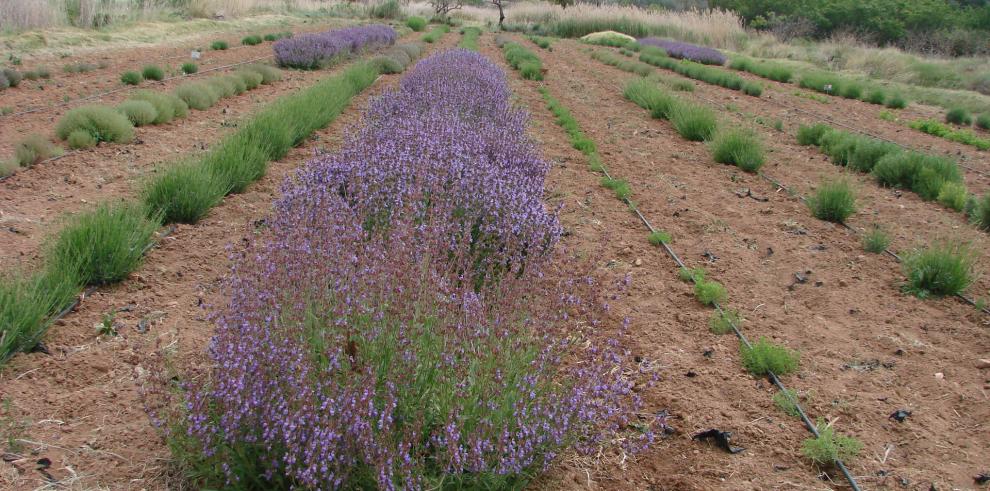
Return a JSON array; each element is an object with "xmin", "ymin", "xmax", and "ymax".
[
  {"xmin": 740, "ymin": 337, "xmax": 799, "ymax": 376},
  {"xmin": 709, "ymin": 309, "xmax": 741, "ymax": 334},
  {"xmin": 590, "ymin": 49, "xmax": 653, "ymax": 76},
  {"xmin": 49, "ymin": 202, "xmax": 160, "ymax": 286},
  {"xmin": 729, "ymin": 56, "xmax": 792, "ymax": 82},
  {"xmin": 772, "ymin": 388, "xmax": 801, "ymax": 417},
  {"xmin": 694, "ymin": 279, "xmax": 728, "ymax": 306},
  {"xmin": 976, "ymin": 113, "xmax": 990, "ymax": 130},
  {"xmin": 244, "ymin": 64, "xmax": 281, "ymax": 84},
  {"xmin": 369, "ymin": 0, "xmax": 401, "ymax": 19},
  {"xmin": 143, "ymin": 161, "xmax": 227, "ymax": 224},
  {"xmin": 647, "ymin": 230, "xmax": 671, "ymax": 246},
  {"xmin": 120, "ymin": 70, "xmax": 142, "ymax": 85},
  {"xmin": 796, "ymin": 123, "xmax": 831, "ymax": 146},
  {"xmin": 528, "ymin": 35, "xmax": 552, "ymax": 50},
  {"xmin": 66, "ymin": 129, "xmax": 96, "ymax": 149},
  {"xmin": 841, "ymin": 83, "xmax": 862, "ymax": 99},
  {"xmin": 14, "ymin": 134, "xmax": 60, "ymax": 167},
  {"xmin": 459, "ymin": 26, "xmax": 482, "ymax": 51},
  {"xmin": 639, "ymin": 48, "xmax": 747, "ymax": 94},
  {"xmin": 885, "ymin": 94, "xmax": 908, "ymax": 109},
  {"xmin": 909, "ymin": 118, "xmax": 990, "ymax": 150},
  {"xmin": 422, "ymin": 25, "xmax": 449, "ymax": 43},
  {"xmin": 808, "ymin": 179, "xmax": 857, "ymax": 223},
  {"xmin": 678, "ymin": 266, "xmax": 706, "ymax": 283},
  {"xmin": 669, "ymin": 103, "xmax": 717, "ymax": 142},
  {"xmin": 181, "ymin": 62, "xmax": 198, "ymax": 75},
  {"xmin": 211, "ymin": 40, "xmax": 229, "ymax": 50},
  {"xmin": 241, "ymin": 35, "xmax": 263, "ymax": 46},
  {"xmin": 670, "ymin": 79, "xmax": 694, "ymax": 91},
  {"xmin": 141, "ymin": 65, "xmax": 165, "ymax": 81},
  {"xmin": 742, "ymin": 81, "xmax": 762, "ymax": 96},
  {"xmin": 129, "ymin": 90, "xmax": 188, "ymax": 124},
  {"xmin": 862, "ymin": 225, "xmax": 891, "ymax": 253},
  {"xmin": 865, "ymin": 89, "xmax": 887, "ymax": 105},
  {"xmin": 503, "ymin": 42, "xmax": 543, "ymax": 80},
  {"xmin": 848, "ymin": 138, "xmax": 898, "ymax": 173},
  {"xmin": 945, "ymin": 107, "xmax": 973, "ymax": 125},
  {"xmin": 406, "ymin": 16, "xmax": 427, "ymax": 32},
  {"xmin": 970, "ymin": 193, "xmax": 990, "ymax": 231},
  {"xmin": 600, "ymin": 176, "xmax": 631, "ymax": 200},
  {"xmin": 623, "ymin": 79, "xmax": 676, "ymax": 120},
  {"xmin": 0, "ymin": 268, "xmax": 79, "ymax": 365},
  {"xmin": 801, "ymin": 420, "xmax": 863, "ymax": 466},
  {"xmin": 235, "ymin": 69, "xmax": 264, "ymax": 90},
  {"xmin": 116, "ymin": 99, "xmax": 158, "ymax": 126},
  {"xmin": 903, "ymin": 241, "xmax": 974, "ymax": 297},
  {"xmin": 2, "ymin": 68, "xmax": 22, "ymax": 87},
  {"xmin": 936, "ymin": 182, "xmax": 968, "ymax": 211},
  {"xmin": 55, "ymin": 104, "xmax": 134, "ymax": 144},
  {"xmin": 174, "ymin": 81, "xmax": 220, "ymax": 110},
  {"xmin": 872, "ymin": 151, "xmax": 963, "ymax": 201},
  {"xmin": 710, "ymin": 128, "xmax": 765, "ymax": 172}
]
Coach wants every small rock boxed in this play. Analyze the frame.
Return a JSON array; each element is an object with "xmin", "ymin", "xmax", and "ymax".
[
  {"xmin": 838, "ymin": 279, "xmax": 848, "ymax": 287},
  {"xmin": 634, "ymin": 258, "xmax": 643, "ymax": 266},
  {"xmin": 934, "ymin": 372, "xmax": 944, "ymax": 380},
  {"xmin": 977, "ymin": 359, "xmax": 990, "ymax": 369}
]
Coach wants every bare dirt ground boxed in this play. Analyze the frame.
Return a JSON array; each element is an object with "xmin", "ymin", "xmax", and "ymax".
[
  {"xmin": 478, "ymin": 36, "xmax": 989, "ymax": 490},
  {"xmin": 0, "ymin": 31, "xmax": 456, "ymax": 491}
]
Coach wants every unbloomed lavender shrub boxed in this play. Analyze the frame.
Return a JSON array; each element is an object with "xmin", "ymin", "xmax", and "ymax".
[
  {"xmin": 638, "ymin": 37, "xmax": 726, "ymax": 65},
  {"xmin": 273, "ymin": 24, "xmax": 397, "ymax": 69},
  {"xmin": 159, "ymin": 50, "xmax": 650, "ymax": 490}
]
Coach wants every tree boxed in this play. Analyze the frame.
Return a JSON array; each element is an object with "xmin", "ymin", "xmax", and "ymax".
[
  {"xmin": 431, "ymin": 0, "xmax": 464, "ymax": 17},
  {"xmin": 492, "ymin": 0, "xmax": 506, "ymax": 28}
]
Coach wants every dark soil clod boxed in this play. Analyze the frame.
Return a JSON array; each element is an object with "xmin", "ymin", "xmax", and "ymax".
[
  {"xmin": 692, "ymin": 428, "xmax": 745, "ymax": 454},
  {"xmin": 889, "ymin": 409, "xmax": 912, "ymax": 422}
]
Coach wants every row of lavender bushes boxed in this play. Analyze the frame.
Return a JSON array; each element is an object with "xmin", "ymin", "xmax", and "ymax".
[
  {"xmin": 273, "ymin": 24, "xmax": 398, "ymax": 69},
  {"xmin": 159, "ymin": 50, "xmax": 650, "ymax": 489},
  {"xmin": 638, "ymin": 37, "xmax": 726, "ymax": 65}
]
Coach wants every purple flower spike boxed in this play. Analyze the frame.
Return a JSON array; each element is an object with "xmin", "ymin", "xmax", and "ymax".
[
  {"xmin": 638, "ymin": 37, "xmax": 726, "ymax": 65},
  {"xmin": 274, "ymin": 24, "xmax": 398, "ymax": 69}
]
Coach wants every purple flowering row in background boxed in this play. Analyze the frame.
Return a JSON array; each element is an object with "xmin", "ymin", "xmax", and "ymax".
[
  {"xmin": 169, "ymin": 49, "xmax": 650, "ymax": 490},
  {"xmin": 638, "ymin": 37, "xmax": 727, "ymax": 65},
  {"xmin": 274, "ymin": 24, "xmax": 398, "ymax": 69}
]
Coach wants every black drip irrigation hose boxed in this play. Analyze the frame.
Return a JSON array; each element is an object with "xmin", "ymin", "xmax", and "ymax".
[{"xmin": 593, "ymin": 161, "xmax": 864, "ymax": 491}]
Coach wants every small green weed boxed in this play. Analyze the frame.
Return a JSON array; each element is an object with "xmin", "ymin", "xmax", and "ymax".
[
  {"xmin": 802, "ymin": 420, "xmax": 863, "ymax": 466},
  {"xmin": 740, "ymin": 337, "xmax": 799, "ymax": 376},
  {"xmin": 862, "ymin": 224, "xmax": 891, "ymax": 253}
]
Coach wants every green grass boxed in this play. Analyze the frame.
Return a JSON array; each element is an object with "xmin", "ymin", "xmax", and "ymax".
[
  {"xmin": 729, "ymin": 57, "xmax": 792, "ymax": 83},
  {"xmin": 872, "ymin": 151, "xmax": 963, "ymax": 201},
  {"xmin": 694, "ymin": 279, "xmax": 727, "ymax": 306},
  {"xmin": 422, "ymin": 25, "xmax": 449, "ymax": 43},
  {"xmin": 970, "ymin": 193, "xmax": 990, "ymax": 231},
  {"xmin": 141, "ymin": 65, "xmax": 164, "ymax": 81},
  {"xmin": 885, "ymin": 94, "xmax": 908, "ymax": 109},
  {"xmin": 847, "ymin": 138, "xmax": 898, "ymax": 173},
  {"xmin": 129, "ymin": 90, "xmax": 188, "ymax": 124},
  {"xmin": 528, "ymin": 35, "xmax": 551, "ymax": 50},
  {"xmin": 143, "ymin": 161, "xmax": 227, "ymax": 224},
  {"xmin": 741, "ymin": 82, "xmax": 762, "ymax": 97},
  {"xmin": 0, "ymin": 268, "xmax": 79, "ymax": 365},
  {"xmin": 638, "ymin": 47, "xmax": 747, "ymax": 94},
  {"xmin": 865, "ymin": 89, "xmax": 886, "ymax": 105},
  {"xmin": 945, "ymin": 107, "xmax": 973, "ymax": 125},
  {"xmin": 459, "ymin": 26, "xmax": 481, "ymax": 51},
  {"xmin": 55, "ymin": 105, "xmax": 134, "ymax": 145},
  {"xmin": 976, "ymin": 113, "xmax": 990, "ymax": 130},
  {"xmin": 211, "ymin": 40, "xmax": 229, "ymax": 50},
  {"xmin": 710, "ymin": 128, "xmax": 765, "ymax": 172},
  {"xmin": 796, "ymin": 123, "xmax": 831, "ymax": 146},
  {"xmin": 241, "ymin": 35, "xmax": 263, "ymax": 46},
  {"xmin": 49, "ymin": 202, "xmax": 160, "ymax": 286},
  {"xmin": 14, "ymin": 134, "xmax": 60, "ymax": 167},
  {"xmin": 116, "ymin": 100, "xmax": 158, "ymax": 126},
  {"xmin": 647, "ymin": 230, "xmax": 671, "ymax": 246},
  {"xmin": 181, "ymin": 62, "xmax": 198, "ymax": 75},
  {"xmin": 623, "ymin": 78, "xmax": 676, "ymax": 120},
  {"xmin": 66, "ymin": 130, "xmax": 96, "ymax": 149},
  {"xmin": 740, "ymin": 337, "xmax": 799, "ymax": 376},
  {"xmin": 709, "ymin": 309, "xmax": 741, "ymax": 334},
  {"xmin": 802, "ymin": 421, "xmax": 863, "ymax": 466},
  {"xmin": 120, "ymin": 70, "xmax": 142, "ymax": 85},
  {"xmin": 903, "ymin": 241, "xmax": 974, "ymax": 298},
  {"xmin": 590, "ymin": 49, "xmax": 653, "ymax": 76},
  {"xmin": 600, "ymin": 176, "xmax": 631, "ymax": 200},
  {"xmin": 406, "ymin": 16, "xmax": 427, "ymax": 32},
  {"xmin": 909, "ymin": 119, "xmax": 990, "ymax": 150},
  {"xmin": 936, "ymin": 182, "xmax": 968, "ymax": 211},
  {"xmin": 808, "ymin": 179, "xmax": 857, "ymax": 223},
  {"xmin": 503, "ymin": 42, "xmax": 543, "ymax": 81},
  {"xmin": 669, "ymin": 103, "xmax": 717, "ymax": 142},
  {"xmin": 772, "ymin": 389, "xmax": 802, "ymax": 417},
  {"xmin": 862, "ymin": 225, "xmax": 891, "ymax": 253}
]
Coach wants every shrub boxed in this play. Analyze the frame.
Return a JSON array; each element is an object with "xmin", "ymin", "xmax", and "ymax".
[
  {"xmin": 638, "ymin": 37, "xmax": 725, "ymax": 65},
  {"xmin": 49, "ymin": 202, "xmax": 160, "ymax": 286},
  {"xmin": 742, "ymin": 82, "xmax": 762, "ymax": 97},
  {"xmin": 802, "ymin": 421, "xmax": 863, "ymax": 466},
  {"xmin": 14, "ymin": 134, "xmax": 60, "ymax": 167},
  {"xmin": 120, "ymin": 70, "xmax": 142, "ymax": 85},
  {"xmin": 840, "ymin": 83, "xmax": 862, "ymax": 99},
  {"xmin": 818, "ymin": 130, "xmax": 859, "ymax": 166},
  {"xmin": 796, "ymin": 123, "xmax": 831, "ymax": 146},
  {"xmin": 936, "ymin": 182, "xmax": 967, "ymax": 211},
  {"xmin": 130, "ymin": 90, "xmax": 188, "ymax": 124},
  {"xmin": 710, "ymin": 128, "xmax": 765, "ymax": 172},
  {"xmin": 669, "ymin": 103, "xmax": 717, "ymax": 142},
  {"xmin": 143, "ymin": 161, "xmax": 227, "ymax": 224},
  {"xmin": 206, "ymin": 76, "xmax": 237, "ymax": 98},
  {"xmin": 799, "ymin": 72, "xmax": 843, "ymax": 95},
  {"xmin": 624, "ymin": 79, "xmax": 676, "ymax": 119},
  {"xmin": 740, "ymin": 337, "xmax": 799, "ymax": 376},
  {"xmin": 174, "ymin": 82, "xmax": 220, "ymax": 110},
  {"xmin": 2, "ymin": 68, "xmax": 22, "ymax": 87},
  {"xmin": 976, "ymin": 114, "xmax": 990, "ymax": 130},
  {"xmin": 274, "ymin": 24, "xmax": 397, "ymax": 69},
  {"xmin": 709, "ymin": 309, "xmax": 741, "ymax": 334},
  {"xmin": 67, "ymin": 129, "xmax": 96, "ymax": 149},
  {"xmin": 945, "ymin": 107, "xmax": 973, "ymax": 125},
  {"xmin": 671, "ymin": 79, "xmax": 693, "ymax": 91},
  {"xmin": 910, "ymin": 118, "xmax": 990, "ymax": 150},
  {"xmin": 728, "ymin": 57, "xmax": 791, "ymax": 83},
  {"xmin": 872, "ymin": 152, "xmax": 962, "ymax": 200},
  {"xmin": 141, "ymin": 65, "xmax": 165, "ymax": 81},
  {"xmin": 181, "ymin": 62, "xmax": 198, "ymax": 74},
  {"xmin": 263, "ymin": 33, "xmax": 278, "ymax": 42},
  {"xmin": 903, "ymin": 241, "xmax": 974, "ymax": 297},
  {"xmin": 244, "ymin": 64, "xmax": 281, "ymax": 84},
  {"xmin": 55, "ymin": 105, "xmax": 134, "ymax": 144},
  {"xmin": 503, "ymin": 43, "xmax": 543, "ymax": 80},
  {"xmin": 235, "ymin": 69, "xmax": 263, "ymax": 90},
  {"xmin": 406, "ymin": 16, "xmax": 427, "ymax": 31},
  {"xmin": 0, "ymin": 268, "xmax": 79, "ymax": 364},
  {"xmin": 862, "ymin": 225, "xmax": 891, "ymax": 253},
  {"xmin": 848, "ymin": 138, "xmax": 898, "ymax": 173},
  {"xmin": 808, "ymin": 179, "xmax": 856, "ymax": 223},
  {"xmin": 865, "ymin": 89, "xmax": 886, "ymax": 105},
  {"xmin": 211, "ymin": 40, "xmax": 229, "ymax": 50},
  {"xmin": 369, "ymin": 0, "xmax": 400, "ymax": 18},
  {"xmin": 885, "ymin": 94, "xmax": 908, "ymax": 109},
  {"xmin": 116, "ymin": 100, "xmax": 158, "ymax": 126},
  {"xmin": 372, "ymin": 55, "xmax": 404, "ymax": 74},
  {"xmin": 422, "ymin": 25, "xmax": 448, "ymax": 43},
  {"xmin": 242, "ymin": 35, "xmax": 263, "ymax": 46},
  {"xmin": 970, "ymin": 194, "xmax": 990, "ymax": 230},
  {"xmin": 694, "ymin": 279, "xmax": 727, "ymax": 306}
]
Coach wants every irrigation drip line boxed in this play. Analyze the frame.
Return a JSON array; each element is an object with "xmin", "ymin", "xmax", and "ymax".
[
  {"xmin": 1, "ymin": 55, "xmax": 275, "ymax": 119},
  {"xmin": 593, "ymin": 161, "xmax": 865, "ymax": 491}
]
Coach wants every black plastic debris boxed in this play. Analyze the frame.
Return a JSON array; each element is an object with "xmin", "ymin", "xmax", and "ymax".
[
  {"xmin": 692, "ymin": 429, "xmax": 745, "ymax": 454},
  {"xmin": 889, "ymin": 409, "xmax": 912, "ymax": 422},
  {"xmin": 35, "ymin": 458, "xmax": 51, "ymax": 470},
  {"xmin": 974, "ymin": 472, "xmax": 990, "ymax": 485},
  {"xmin": 29, "ymin": 342, "xmax": 50, "ymax": 355}
]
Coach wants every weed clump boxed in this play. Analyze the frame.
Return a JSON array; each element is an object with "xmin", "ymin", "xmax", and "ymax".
[
  {"xmin": 772, "ymin": 389, "xmax": 801, "ymax": 417},
  {"xmin": 945, "ymin": 107, "xmax": 972, "ymax": 125},
  {"xmin": 976, "ymin": 113, "xmax": 990, "ymax": 130},
  {"xmin": 740, "ymin": 337, "xmax": 799, "ymax": 376},
  {"xmin": 669, "ymin": 103, "xmax": 717, "ymax": 142},
  {"xmin": 647, "ymin": 230, "xmax": 671, "ymax": 246},
  {"xmin": 55, "ymin": 105, "xmax": 134, "ymax": 145},
  {"xmin": 116, "ymin": 100, "xmax": 158, "ymax": 126},
  {"xmin": 600, "ymin": 176, "xmax": 631, "ymax": 200},
  {"xmin": 885, "ymin": 94, "xmax": 908, "ymax": 109},
  {"xmin": 623, "ymin": 79, "xmax": 676, "ymax": 120},
  {"xmin": 710, "ymin": 128, "xmax": 765, "ymax": 172},
  {"xmin": 143, "ymin": 162, "xmax": 227, "ymax": 224},
  {"xmin": 741, "ymin": 82, "xmax": 762, "ymax": 97},
  {"xmin": 181, "ymin": 62, "xmax": 198, "ymax": 74},
  {"xmin": 211, "ymin": 40, "xmax": 229, "ymax": 50},
  {"xmin": 862, "ymin": 225, "xmax": 891, "ymax": 253},
  {"xmin": 709, "ymin": 309, "xmax": 741, "ymax": 334},
  {"xmin": 14, "ymin": 134, "xmax": 61, "ymax": 167},
  {"xmin": 796, "ymin": 123, "xmax": 831, "ymax": 146},
  {"xmin": 142, "ymin": 65, "xmax": 165, "ymax": 81},
  {"xmin": 242, "ymin": 35, "xmax": 263, "ymax": 46},
  {"xmin": 67, "ymin": 130, "xmax": 97, "ymax": 149},
  {"xmin": 120, "ymin": 70, "xmax": 142, "ymax": 85},
  {"xmin": 807, "ymin": 179, "xmax": 857, "ymax": 223},
  {"xmin": 2, "ymin": 68, "xmax": 22, "ymax": 87},
  {"xmin": 802, "ymin": 421, "xmax": 862, "ymax": 466},
  {"xmin": 694, "ymin": 279, "xmax": 727, "ymax": 306},
  {"xmin": 936, "ymin": 182, "xmax": 967, "ymax": 211},
  {"xmin": 903, "ymin": 241, "xmax": 974, "ymax": 297},
  {"xmin": 406, "ymin": 16, "xmax": 427, "ymax": 31}
]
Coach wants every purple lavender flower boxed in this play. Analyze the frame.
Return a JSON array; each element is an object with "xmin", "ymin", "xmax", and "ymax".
[
  {"xmin": 638, "ymin": 37, "xmax": 726, "ymax": 65},
  {"xmin": 172, "ymin": 50, "xmax": 650, "ymax": 490},
  {"xmin": 274, "ymin": 24, "xmax": 398, "ymax": 69}
]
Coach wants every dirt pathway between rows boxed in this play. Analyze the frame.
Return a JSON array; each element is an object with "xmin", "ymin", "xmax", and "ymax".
[
  {"xmin": 483, "ymin": 36, "xmax": 989, "ymax": 490},
  {"xmin": 0, "ymin": 33, "xmax": 460, "ymax": 491}
]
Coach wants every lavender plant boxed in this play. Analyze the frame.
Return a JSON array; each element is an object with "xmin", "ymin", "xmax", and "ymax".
[
  {"xmin": 637, "ymin": 37, "xmax": 726, "ymax": 65},
  {"xmin": 273, "ymin": 24, "xmax": 398, "ymax": 69},
  {"xmin": 161, "ymin": 50, "xmax": 650, "ymax": 490}
]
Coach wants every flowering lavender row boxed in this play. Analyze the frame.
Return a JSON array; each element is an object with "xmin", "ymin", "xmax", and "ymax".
[
  {"xmin": 273, "ymin": 24, "xmax": 397, "ymax": 69},
  {"xmin": 171, "ymin": 50, "xmax": 649, "ymax": 489},
  {"xmin": 638, "ymin": 37, "xmax": 726, "ymax": 65}
]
